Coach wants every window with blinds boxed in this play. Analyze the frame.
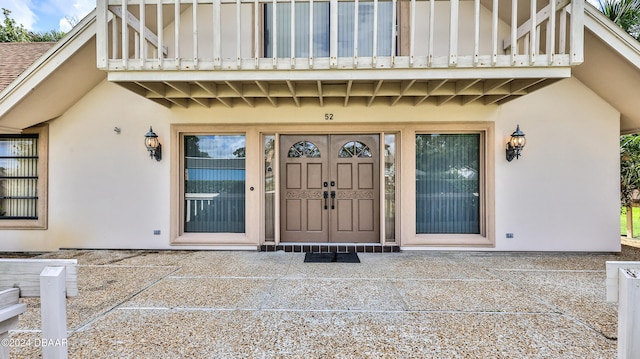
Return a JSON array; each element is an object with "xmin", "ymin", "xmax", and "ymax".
[
  {"xmin": 0, "ymin": 134, "xmax": 39, "ymax": 220},
  {"xmin": 183, "ymin": 135, "xmax": 246, "ymax": 233},
  {"xmin": 264, "ymin": 1, "xmax": 394, "ymax": 58},
  {"xmin": 416, "ymin": 134, "xmax": 480, "ymax": 234}
]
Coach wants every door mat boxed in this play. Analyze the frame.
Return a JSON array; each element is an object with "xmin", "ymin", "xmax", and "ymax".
[{"xmin": 304, "ymin": 252, "xmax": 360, "ymax": 263}]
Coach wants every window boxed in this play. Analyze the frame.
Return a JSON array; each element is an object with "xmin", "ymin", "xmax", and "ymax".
[
  {"xmin": 183, "ymin": 135, "xmax": 246, "ymax": 233},
  {"xmin": 0, "ymin": 125, "xmax": 48, "ymax": 229},
  {"xmin": 264, "ymin": 1, "xmax": 394, "ymax": 58},
  {"xmin": 416, "ymin": 134, "xmax": 480, "ymax": 234}
]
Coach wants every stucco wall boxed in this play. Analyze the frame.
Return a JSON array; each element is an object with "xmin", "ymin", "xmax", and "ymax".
[{"xmin": 0, "ymin": 76, "xmax": 621, "ymax": 252}]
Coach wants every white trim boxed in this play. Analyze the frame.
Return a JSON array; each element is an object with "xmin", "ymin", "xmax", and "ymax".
[
  {"xmin": 0, "ymin": 11, "xmax": 99, "ymax": 122},
  {"xmin": 584, "ymin": 4, "xmax": 640, "ymax": 70}
]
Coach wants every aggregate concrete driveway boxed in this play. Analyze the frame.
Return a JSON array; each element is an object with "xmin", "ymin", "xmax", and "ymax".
[{"xmin": 5, "ymin": 244, "xmax": 640, "ymax": 358}]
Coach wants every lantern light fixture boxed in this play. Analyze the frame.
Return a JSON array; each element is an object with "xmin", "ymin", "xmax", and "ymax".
[
  {"xmin": 144, "ymin": 126, "xmax": 162, "ymax": 161},
  {"xmin": 506, "ymin": 125, "xmax": 526, "ymax": 162}
]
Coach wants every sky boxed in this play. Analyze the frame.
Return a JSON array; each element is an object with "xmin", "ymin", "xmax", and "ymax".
[{"xmin": 0, "ymin": 0, "xmax": 94, "ymax": 33}]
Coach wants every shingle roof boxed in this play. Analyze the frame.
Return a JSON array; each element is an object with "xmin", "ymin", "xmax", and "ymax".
[{"xmin": 0, "ymin": 42, "xmax": 56, "ymax": 92}]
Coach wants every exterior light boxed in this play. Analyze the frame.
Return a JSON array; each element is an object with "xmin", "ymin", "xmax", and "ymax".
[
  {"xmin": 144, "ymin": 126, "xmax": 162, "ymax": 161},
  {"xmin": 506, "ymin": 125, "xmax": 526, "ymax": 162}
]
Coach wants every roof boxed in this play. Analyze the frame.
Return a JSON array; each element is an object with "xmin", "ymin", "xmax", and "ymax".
[{"xmin": 0, "ymin": 42, "xmax": 56, "ymax": 92}]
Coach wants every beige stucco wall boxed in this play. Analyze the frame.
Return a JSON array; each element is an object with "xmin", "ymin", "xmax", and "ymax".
[{"xmin": 0, "ymin": 75, "xmax": 621, "ymax": 252}]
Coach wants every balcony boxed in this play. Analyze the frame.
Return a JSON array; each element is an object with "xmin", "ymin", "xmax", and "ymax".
[{"xmin": 96, "ymin": 0, "xmax": 584, "ymax": 107}]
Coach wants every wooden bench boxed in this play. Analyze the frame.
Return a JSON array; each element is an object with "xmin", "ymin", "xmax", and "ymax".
[
  {"xmin": 606, "ymin": 261, "xmax": 640, "ymax": 359},
  {"xmin": 0, "ymin": 259, "xmax": 78, "ymax": 359}
]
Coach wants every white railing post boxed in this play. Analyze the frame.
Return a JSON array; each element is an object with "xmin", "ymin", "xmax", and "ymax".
[
  {"xmin": 330, "ymin": 0, "xmax": 338, "ymax": 67},
  {"xmin": 174, "ymin": 0, "xmax": 181, "ymax": 68},
  {"xmin": 559, "ymin": 8, "xmax": 567, "ymax": 54},
  {"xmin": 548, "ymin": 0, "xmax": 556, "ymax": 64},
  {"xmin": 236, "ymin": 0, "xmax": 242, "ymax": 67},
  {"xmin": 354, "ymin": 0, "xmax": 359, "ymax": 66},
  {"xmin": 272, "ymin": 0, "xmax": 278, "ymax": 67},
  {"xmin": 309, "ymin": 0, "xmax": 314, "ymax": 67},
  {"xmin": 255, "ymin": 0, "xmax": 260, "ymax": 67},
  {"xmin": 530, "ymin": 0, "xmax": 537, "ymax": 64},
  {"xmin": 157, "ymin": 1, "xmax": 164, "ymax": 68},
  {"xmin": 491, "ymin": 0, "xmax": 498, "ymax": 65},
  {"xmin": 428, "ymin": 0, "xmax": 434, "ymax": 66},
  {"xmin": 570, "ymin": 0, "xmax": 584, "ymax": 64},
  {"xmin": 449, "ymin": 0, "xmax": 458, "ymax": 66},
  {"xmin": 372, "ymin": 0, "xmax": 378, "ymax": 66},
  {"xmin": 96, "ymin": 0, "xmax": 108, "ymax": 69},
  {"xmin": 511, "ymin": 0, "xmax": 518, "ymax": 64},
  {"xmin": 391, "ymin": 0, "xmax": 397, "ymax": 66},
  {"xmin": 40, "ymin": 266, "xmax": 68, "ymax": 359},
  {"xmin": 291, "ymin": 0, "xmax": 296, "ymax": 67},
  {"xmin": 618, "ymin": 269, "xmax": 640, "ymax": 359},
  {"xmin": 410, "ymin": 0, "xmax": 415, "ymax": 66},
  {"xmin": 193, "ymin": 0, "xmax": 199, "ymax": 68},
  {"xmin": 473, "ymin": 0, "xmax": 480, "ymax": 66},
  {"xmin": 122, "ymin": 0, "xmax": 129, "ymax": 68},
  {"xmin": 213, "ymin": 0, "xmax": 222, "ymax": 68},
  {"xmin": 140, "ymin": 0, "xmax": 146, "ymax": 67}
]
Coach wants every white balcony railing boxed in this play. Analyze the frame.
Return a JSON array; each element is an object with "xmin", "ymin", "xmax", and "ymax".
[{"xmin": 96, "ymin": 0, "xmax": 583, "ymax": 72}]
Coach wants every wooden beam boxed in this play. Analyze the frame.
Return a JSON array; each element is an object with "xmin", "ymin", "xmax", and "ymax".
[
  {"xmin": 344, "ymin": 80, "xmax": 353, "ymax": 107},
  {"xmin": 391, "ymin": 79, "xmax": 416, "ymax": 106},
  {"xmin": 368, "ymin": 80, "xmax": 384, "ymax": 107},
  {"xmin": 414, "ymin": 79, "xmax": 447, "ymax": 106},
  {"xmin": 166, "ymin": 82, "xmax": 191, "ymax": 96},
  {"xmin": 225, "ymin": 81, "xmax": 255, "ymax": 107},
  {"xmin": 191, "ymin": 98, "xmax": 211, "ymax": 108},
  {"xmin": 317, "ymin": 81, "xmax": 324, "ymax": 107},
  {"xmin": 136, "ymin": 81, "xmax": 165, "ymax": 96},
  {"xmin": 109, "ymin": 6, "xmax": 168, "ymax": 56},
  {"xmin": 255, "ymin": 81, "xmax": 277, "ymax": 107},
  {"xmin": 166, "ymin": 97, "xmax": 189, "ymax": 108},
  {"xmin": 286, "ymin": 80, "xmax": 300, "ymax": 107}
]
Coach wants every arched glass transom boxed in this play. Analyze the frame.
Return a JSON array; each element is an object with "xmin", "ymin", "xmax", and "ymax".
[
  {"xmin": 338, "ymin": 141, "xmax": 372, "ymax": 158},
  {"xmin": 288, "ymin": 141, "xmax": 321, "ymax": 158}
]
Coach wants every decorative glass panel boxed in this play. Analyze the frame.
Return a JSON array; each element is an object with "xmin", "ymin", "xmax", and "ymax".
[
  {"xmin": 415, "ymin": 134, "xmax": 480, "ymax": 234},
  {"xmin": 384, "ymin": 134, "xmax": 396, "ymax": 241},
  {"xmin": 288, "ymin": 141, "xmax": 321, "ymax": 158},
  {"xmin": 0, "ymin": 135, "xmax": 39, "ymax": 219},
  {"xmin": 338, "ymin": 141, "xmax": 372, "ymax": 158},
  {"xmin": 184, "ymin": 135, "xmax": 246, "ymax": 233},
  {"xmin": 264, "ymin": 135, "xmax": 276, "ymax": 241}
]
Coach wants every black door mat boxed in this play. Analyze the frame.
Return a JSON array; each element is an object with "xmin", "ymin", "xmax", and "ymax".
[{"xmin": 304, "ymin": 252, "xmax": 360, "ymax": 263}]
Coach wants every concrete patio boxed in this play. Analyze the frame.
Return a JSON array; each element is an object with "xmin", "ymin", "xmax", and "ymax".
[{"xmin": 5, "ymin": 244, "xmax": 640, "ymax": 358}]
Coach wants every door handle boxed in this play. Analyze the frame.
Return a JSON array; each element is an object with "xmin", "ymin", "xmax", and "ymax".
[
  {"xmin": 323, "ymin": 191, "xmax": 329, "ymax": 210},
  {"xmin": 330, "ymin": 191, "xmax": 335, "ymax": 209}
]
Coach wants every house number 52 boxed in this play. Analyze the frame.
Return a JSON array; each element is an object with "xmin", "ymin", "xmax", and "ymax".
[{"xmin": 324, "ymin": 113, "xmax": 334, "ymax": 121}]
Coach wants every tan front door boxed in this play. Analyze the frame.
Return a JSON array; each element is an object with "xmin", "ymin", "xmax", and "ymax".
[{"xmin": 280, "ymin": 134, "xmax": 380, "ymax": 243}]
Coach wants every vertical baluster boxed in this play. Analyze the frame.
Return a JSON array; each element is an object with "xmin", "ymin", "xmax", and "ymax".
[
  {"xmin": 175, "ymin": 0, "xmax": 181, "ymax": 68},
  {"xmin": 330, "ymin": 0, "xmax": 338, "ymax": 67},
  {"xmin": 474, "ymin": 0, "xmax": 479, "ymax": 66},
  {"xmin": 194, "ymin": 0, "xmax": 199, "ymax": 68},
  {"xmin": 214, "ymin": 0, "xmax": 221, "ymax": 68},
  {"xmin": 391, "ymin": 0, "xmax": 396, "ymax": 66},
  {"xmin": 236, "ymin": 0, "xmax": 241, "ymax": 67},
  {"xmin": 255, "ymin": 0, "xmax": 260, "ymax": 67},
  {"xmin": 491, "ymin": 0, "xmax": 497, "ymax": 65},
  {"xmin": 559, "ymin": 8, "xmax": 566, "ymax": 54},
  {"xmin": 140, "ymin": 0, "xmax": 146, "ymax": 67},
  {"xmin": 291, "ymin": 0, "xmax": 296, "ymax": 67},
  {"xmin": 428, "ymin": 0, "xmax": 434, "ymax": 66},
  {"xmin": 449, "ymin": 0, "xmax": 458, "ymax": 66},
  {"xmin": 410, "ymin": 0, "xmax": 415, "ymax": 66},
  {"xmin": 530, "ymin": 0, "xmax": 536, "ymax": 64},
  {"xmin": 135, "ymin": 32, "xmax": 140, "ymax": 59},
  {"xmin": 273, "ymin": 0, "xmax": 278, "ymax": 67},
  {"xmin": 112, "ymin": 15, "xmax": 119, "ymax": 60},
  {"xmin": 372, "ymin": 0, "xmax": 378, "ymax": 66},
  {"xmin": 511, "ymin": 0, "xmax": 517, "ymax": 64},
  {"xmin": 309, "ymin": 0, "xmax": 314, "ymax": 67},
  {"xmin": 122, "ymin": 0, "xmax": 128, "ymax": 68},
  {"xmin": 354, "ymin": 0, "xmax": 359, "ymax": 66},
  {"xmin": 157, "ymin": 0, "xmax": 163, "ymax": 68},
  {"xmin": 548, "ymin": 0, "xmax": 556, "ymax": 64}
]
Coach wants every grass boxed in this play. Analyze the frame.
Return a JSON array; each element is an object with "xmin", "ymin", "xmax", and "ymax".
[{"xmin": 621, "ymin": 207, "xmax": 640, "ymax": 238}]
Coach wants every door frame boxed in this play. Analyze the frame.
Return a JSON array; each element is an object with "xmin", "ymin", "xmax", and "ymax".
[{"xmin": 265, "ymin": 131, "xmax": 398, "ymax": 245}]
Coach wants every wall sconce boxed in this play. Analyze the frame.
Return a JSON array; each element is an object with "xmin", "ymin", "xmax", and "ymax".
[
  {"xmin": 506, "ymin": 125, "xmax": 526, "ymax": 162},
  {"xmin": 144, "ymin": 126, "xmax": 162, "ymax": 161}
]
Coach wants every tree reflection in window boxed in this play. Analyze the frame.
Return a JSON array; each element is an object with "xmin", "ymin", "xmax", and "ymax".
[
  {"xmin": 288, "ymin": 141, "xmax": 321, "ymax": 158},
  {"xmin": 338, "ymin": 141, "xmax": 372, "ymax": 158}
]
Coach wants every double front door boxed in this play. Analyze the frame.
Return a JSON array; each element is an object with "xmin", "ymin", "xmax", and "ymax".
[{"xmin": 280, "ymin": 134, "xmax": 380, "ymax": 243}]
